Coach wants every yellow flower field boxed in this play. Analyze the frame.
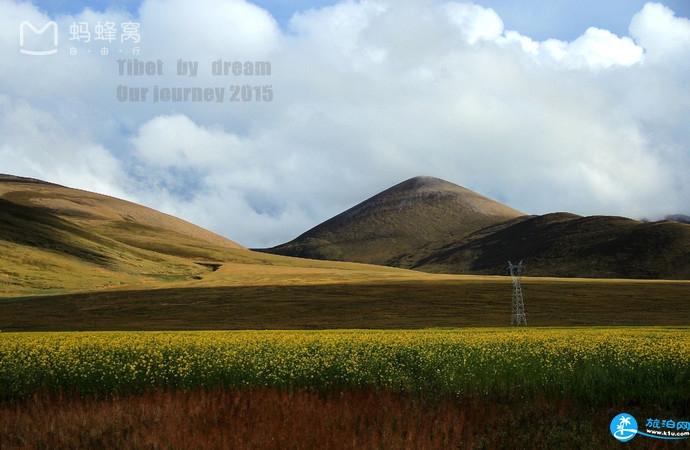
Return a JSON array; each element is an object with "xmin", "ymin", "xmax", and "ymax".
[{"xmin": 1, "ymin": 328, "xmax": 688, "ymax": 405}]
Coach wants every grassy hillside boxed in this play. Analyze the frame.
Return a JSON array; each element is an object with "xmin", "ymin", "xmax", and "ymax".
[
  {"xmin": 263, "ymin": 176, "xmax": 524, "ymax": 267},
  {"xmin": 0, "ymin": 174, "xmax": 427, "ymax": 296}
]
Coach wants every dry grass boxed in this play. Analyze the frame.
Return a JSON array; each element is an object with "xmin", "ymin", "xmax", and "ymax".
[
  {"xmin": 2, "ymin": 279, "xmax": 688, "ymax": 330},
  {"xmin": 0, "ymin": 179, "xmax": 242, "ymax": 250},
  {"xmin": 0, "ymin": 179, "xmax": 442, "ymax": 298},
  {"xmin": 0, "ymin": 388, "xmax": 677, "ymax": 450}
]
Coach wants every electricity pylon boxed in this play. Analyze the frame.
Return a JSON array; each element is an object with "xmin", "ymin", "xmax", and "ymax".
[{"xmin": 508, "ymin": 260, "xmax": 527, "ymax": 326}]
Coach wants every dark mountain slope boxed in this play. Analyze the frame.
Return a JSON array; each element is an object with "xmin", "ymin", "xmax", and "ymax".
[{"xmin": 415, "ymin": 213, "xmax": 690, "ymax": 279}]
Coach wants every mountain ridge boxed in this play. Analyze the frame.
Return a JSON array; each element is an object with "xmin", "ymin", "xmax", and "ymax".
[
  {"xmin": 264, "ymin": 175, "xmax": 525, "ymax": 267},
  {"xmin": 264, "ymin": 177, "xmax": 690, "ymax": 279}
]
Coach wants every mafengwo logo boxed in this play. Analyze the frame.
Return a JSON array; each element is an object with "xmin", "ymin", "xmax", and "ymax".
[{"xmin": 19, "ymin": 21, "xmax": 59, "ymax": 56}]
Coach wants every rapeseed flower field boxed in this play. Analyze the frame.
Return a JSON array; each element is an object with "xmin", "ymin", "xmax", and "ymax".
[{"xmin": 1, "ymin": 328, "xmax": 688, "ymax": 405}]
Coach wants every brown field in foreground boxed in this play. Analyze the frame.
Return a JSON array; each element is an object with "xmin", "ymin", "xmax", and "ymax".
[{"xmin": 0, "ymin": 388, "xmax": 680, "ymax": 450}]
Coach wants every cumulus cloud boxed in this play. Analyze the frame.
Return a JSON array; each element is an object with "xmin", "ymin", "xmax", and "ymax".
[
  {"xmin": 0, "ymin": 0, "xmax": 689, "ymax": 246},
  {"xmin": 541, "ymin": 27, "xmax": 643, "ymax": 69},
  {"xmin": 0, "ymin": 96, "xmax": 128, "ymax": 198},
  {"xmin": 132, "ymin": 115, "xmax": 247, "ymax": 169},
  {"xmin": 499, "ymin": 27, "xmax": 644, "ymax": 69},
  {"xmin": 139, "ymin": 0, "xmax": 281, "ymax": 59},
  {"xmin": 630, "ymin": 2, "xmax": 690, "ymax": 59},
  {"xmin": 444, "ymin": 2, "xmax": 504, "ymax": 44}
]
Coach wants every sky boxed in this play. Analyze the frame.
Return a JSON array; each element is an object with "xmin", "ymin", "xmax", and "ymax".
[
  {"xmin": 2, "ymin": 0, "xmax": 690, "ymax": 247},
  {"xmin": 30, "ymin": 0, "xmax": 690, "ymax": 39}
]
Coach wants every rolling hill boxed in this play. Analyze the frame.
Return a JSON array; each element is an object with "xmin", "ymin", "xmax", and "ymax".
[
  {"xmin": 1, "ymin": 173, "xmax": 688, "ymax": 330},
  {"xmin": 263, "ymin": 176, "xmax": 524, "ymax": 267},
  {"xmin": 0, "ymin": 174, "xmax": 429, "ymax": 296},
  {"xmin": 264, "ymin": 176, "xmax": 690, "ymax": 280}
]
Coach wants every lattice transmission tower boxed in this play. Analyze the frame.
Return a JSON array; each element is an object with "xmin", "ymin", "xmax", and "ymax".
[{"xmin": 508, "ymin": 260, "xmax": 527, "ymax": 326}]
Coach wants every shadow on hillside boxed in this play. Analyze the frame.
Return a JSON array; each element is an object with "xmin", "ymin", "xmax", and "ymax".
[{"xmin": 0, "ymin": 198, "xmax": 111, "ymax": 267}]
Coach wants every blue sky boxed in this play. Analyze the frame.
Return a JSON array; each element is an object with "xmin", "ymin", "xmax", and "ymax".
[{"xmin": 33, "ymin": 0, "xmax": 690, "ymax": 40}]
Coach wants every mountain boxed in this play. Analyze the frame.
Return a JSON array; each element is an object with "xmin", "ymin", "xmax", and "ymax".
[
  {"xmin": 666, "ymin": 214, "xmax": 690, "ymax": 224},
  {"xmin": 263, "ymin": 176, "xmax": 525, "ymax": 267},
  {"xmin": 0, "ymin": 174, "xmax": 420, "ymax": 296},
  {"xmin": 415, "ymin": 213, "xmax": 690, "ymax": 279},
  {"xmin": 3, "ymin": 172, "xmax": 687, "ymax": 297},
  {"xmin": 263, "ymin": 176, "xmax": 690, "ymax": 280}
]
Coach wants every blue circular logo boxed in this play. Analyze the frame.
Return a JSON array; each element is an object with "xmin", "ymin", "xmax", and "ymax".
[{"xmin": 610, "ymin": 413, "xmax": 638, "ymax": 442}]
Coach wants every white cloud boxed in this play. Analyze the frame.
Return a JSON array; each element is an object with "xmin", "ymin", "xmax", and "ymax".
[
  {"xmin": 0, "ymin": 96, "xmax": 127, "ymax": 198},
  {"xmin": 630, "ymin": 2, "xmax": 690, "ymax": 60},
  {"xmin": 132, "ymin": 115, "xmax": 246, "ymax": 169},
  {"xmin": 0, "ymin": 0, "xmax": 689, "ymax": 247},
  {"xmin": 443, "ymin": 2, "xmax": 504, "ymax": 44},
  {"xmin": 289, "ymin": 1, "xmax": 388, "ymax": 57},
  {"xmin": 499, "ymin": 27, "xmax": 643, "ymax": 69},
  {"xmin": 139, "ymin": 0, "xmax": 281, "ymax": 58},
  {"xmin": 547, "ymin": 27, "xmax": 643, "ymax": 69}
]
